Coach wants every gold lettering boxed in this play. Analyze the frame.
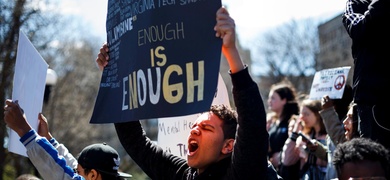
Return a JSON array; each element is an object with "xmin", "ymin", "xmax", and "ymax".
[
  {"xmin": 128, "ymin": 71, "xmax": 138, "ymax": 109},
  {"xmin": 163, "ymin": 65, "xmax": 183, "ymax": 104},
  {"xmin": 186, "ymin": 61, "xmax": 204, "ymax": 103}
]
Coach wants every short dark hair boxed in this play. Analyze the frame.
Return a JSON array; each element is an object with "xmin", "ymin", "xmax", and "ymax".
[
  {"xmin": 333, "ymin": 138, "xmax": 390, "ymax": 179},
  {"xmin": 81, "ymin": 167, "xmax": 120, "ymax": 180},
  {"xmin": 210, "ymin": 104, "xmax": 238, "ymax": 139}
]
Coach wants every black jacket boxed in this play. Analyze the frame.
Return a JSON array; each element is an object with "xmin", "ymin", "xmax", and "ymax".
[
  {"xmin": 342, "ymin": 0, "xmax": 390, "ymax": 105},
  {"xmin": 115, "ymin": 68, "xmax": 282, "ymax": 179}
]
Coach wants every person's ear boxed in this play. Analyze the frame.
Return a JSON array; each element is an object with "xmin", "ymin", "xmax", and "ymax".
[
  {"xmin": 222, "ymin": 139, "xmax": 234, "ymax": 154},
  {"xmin": 281, "ymin": 98, "xmax": 287, "ymax": 105},
  {"xmin": 88, "ymin": 169, "xmax": 100, "ymax": 180}
]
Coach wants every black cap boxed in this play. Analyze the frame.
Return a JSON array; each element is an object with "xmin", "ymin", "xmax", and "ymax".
[{"xmin": 77, "ymin": 143, "xmax": 132, "ymax": 178}]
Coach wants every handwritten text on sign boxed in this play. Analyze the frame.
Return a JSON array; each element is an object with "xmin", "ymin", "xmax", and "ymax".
[{"xmin": 309, "ymin": 66, "xmax": 351, "ymax": 100}]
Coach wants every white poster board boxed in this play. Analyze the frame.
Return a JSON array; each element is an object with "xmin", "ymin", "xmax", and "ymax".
[
  {"xmin": 157, "ymin": 74, "xmax": 230, "ymax": 159},
  {"xmin": 309, "ymin": 66, "xmax": 351, "ymax": 100},
  {"xmin": 8, "ymin": 30, "xmax": 48, "ymax": 157}
]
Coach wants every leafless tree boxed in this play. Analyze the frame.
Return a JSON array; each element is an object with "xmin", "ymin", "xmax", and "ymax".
[
  {"xmin": 1, "ymin": 1, "xmax": 150, "ymax": 178},
  {"xmin": 0, "ymin": 0, "xmax": 62, "ymax": 177},
  {"xmin": 252, "ymin": 19, "xmax": 320, "ymax": 97}
]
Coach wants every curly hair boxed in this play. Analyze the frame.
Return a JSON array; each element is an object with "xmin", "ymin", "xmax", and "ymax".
[
  {"xmin": 333, "ymin": 138, "xmax": 390, "ymax": 179},
  {"xmin": 209, "ymin": 104, "xmax": 238, "ymax": 140}
]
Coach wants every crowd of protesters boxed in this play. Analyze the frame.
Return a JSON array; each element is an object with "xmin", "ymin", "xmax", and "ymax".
[{"xmin": 3, "ymin": 0, "xmax": 390, "ymax": 179}]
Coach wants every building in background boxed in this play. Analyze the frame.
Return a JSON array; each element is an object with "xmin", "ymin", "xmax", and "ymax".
[{"xmin": 317, "ymin": 13, "xmax": 353, "ymax": 84}]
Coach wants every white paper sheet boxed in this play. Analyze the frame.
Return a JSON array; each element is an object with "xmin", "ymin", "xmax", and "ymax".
[{"xmin": 8, "ymin": 30, "xmax": 48, "ymax": 157}]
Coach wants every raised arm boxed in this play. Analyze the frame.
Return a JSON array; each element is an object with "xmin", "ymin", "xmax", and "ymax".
[
  {"xmin": 3, "ymin": 99, "xmax": 82, "ymax": 180},
  {"xmin": 214, "ymin": 7, "xmax": 244, "ymax": 74},
  {"xmin": 37, "ymin": 113, "xmax": 78, "ymax": 169},
  {"xmin": 215, "ymin": 7, "xmax": 276, "ymax": 179},
  {"xmin": 342, "ymin": 0, "xmax": 387, "ymax": 39}
]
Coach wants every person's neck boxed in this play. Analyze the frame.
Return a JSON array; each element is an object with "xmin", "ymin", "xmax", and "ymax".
[
  {"xmin": 197, "ymin": 155, "xmax": 231, "ymax": 174},
  {"xmin": 275, "ymin": 110, "xmax": 282, "ymax": 119},
  {"xmin": 314, "ymin": 125, "xmax": 321, "ymax": 138}
]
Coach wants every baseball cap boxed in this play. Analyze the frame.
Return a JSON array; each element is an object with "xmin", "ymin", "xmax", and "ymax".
[{"xmin": 77, "ymin": 143, "xmax": 132, "ymax": 178}]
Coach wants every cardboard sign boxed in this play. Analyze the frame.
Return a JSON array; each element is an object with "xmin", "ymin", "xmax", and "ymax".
[{"xmin": 309, "ymin": 66, "xmax": 351, "ymax": 100}]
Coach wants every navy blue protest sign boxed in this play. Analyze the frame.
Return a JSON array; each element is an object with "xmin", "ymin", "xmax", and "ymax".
[{"xmin": 90, "ymin": 0, "xmax": 222, "ymax": 123}]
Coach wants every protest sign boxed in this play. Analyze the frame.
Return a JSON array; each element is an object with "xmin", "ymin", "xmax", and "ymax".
[
  {"xmin": 309, "ymin": 66, "xmax": 351, "ymax": 100},
  {"xmin": 8, "ymin": 30, "xmax": 48, "ymax": 156},
  {"xmin": 91, "ymin": 0, "xmax": 222, "ymax": 123}
]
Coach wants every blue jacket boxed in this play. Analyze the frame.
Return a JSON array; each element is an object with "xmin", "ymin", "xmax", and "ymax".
[{"xmin": 20, "ymin": 130, "xmax": 83, "ymax": 180}]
